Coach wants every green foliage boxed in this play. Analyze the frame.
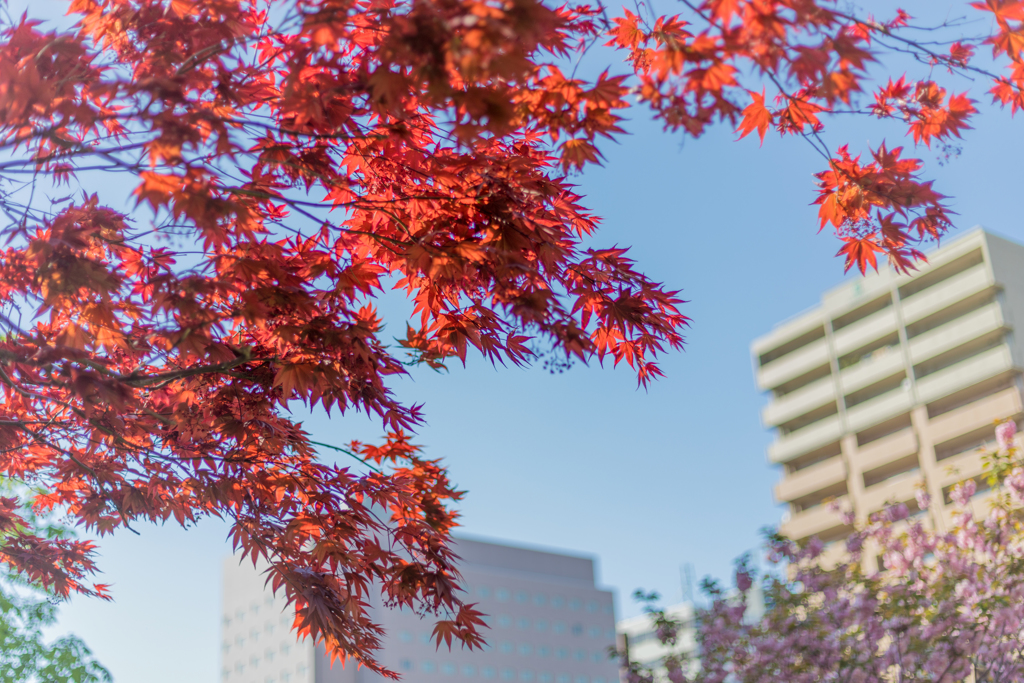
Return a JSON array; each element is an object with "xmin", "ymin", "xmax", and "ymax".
[
  {"xmin": 0, "ymin": 586, "xmax": 110, "ymax": 683},
  {"xmin": 0, "ymin": 478, "xmax": 109, "ymax": 683}
]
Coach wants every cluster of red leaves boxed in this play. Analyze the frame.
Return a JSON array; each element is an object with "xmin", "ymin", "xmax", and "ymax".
[
  {"xmin": 0, "ymin": 0, "xmax": 687, "ymax": 675},
  {"xmin": 604, "ymin": 0, "xmax": 1023, "ymax": 273}
]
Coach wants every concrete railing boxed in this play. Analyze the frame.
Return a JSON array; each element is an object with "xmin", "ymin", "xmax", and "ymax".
[
  {"xmin": 854, "ymin": 427, "xmax": 918, "ymax": 473},
  {"xmin": 908, "ymin": 302, "xmax": 1005, "ymax": 366},
  {"xmin": 916, "ymin": 345, "xmax": 1015, "ymax": 406},
  {"xmin": 780, "ymin": 495, "xmax": 849, "ymax": 542},
  {"xmin": 757, "ymin": 337, "xmax": 830, "ymax": 392},
  {"xmin": 846, "ymin": 388, "xmax": 913, "ymax": 434},
  {"xmin": 774, "ymin": 456, "xmax": 846, "ymax": 504},
  {"xmin": 833, "ymin": 307, "xmax": 898, "ymax": 357},
  {"xmin": 839, "ymin": 350, "xmax": 904, "ymax": 396},
  {"xmin": 762, "ymin": 376, "xmax": 836, "ymax": 428},
  {"xmin": 901, "ymin": 265, "xmax": 994, "ymax": 324},
  {"xmin": 768, "ymin": 414, "xmax": 843, "ymax": 464}
]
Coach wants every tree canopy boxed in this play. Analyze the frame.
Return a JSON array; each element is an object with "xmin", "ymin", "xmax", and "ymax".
[{"xmin": 0, "ymin": 0, "xmax": 1021, "ymax": 675}]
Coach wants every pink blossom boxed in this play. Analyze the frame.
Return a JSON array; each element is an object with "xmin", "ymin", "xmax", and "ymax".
[
  {"xmin": 951, "ymin": 478, "xmax": 976, "ymax": 506},
  {"xmin": 997, "ymin": 420, "xmax": 1018, "ymax": 451},
  {"xmin": 915, "ymin": 489, "xmax": 931, "ymax": 511}
]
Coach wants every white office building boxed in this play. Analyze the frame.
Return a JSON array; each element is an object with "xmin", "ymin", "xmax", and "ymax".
[{"xmin": 221, "ymin": 537, "xmax": 620, "ymax": 683}]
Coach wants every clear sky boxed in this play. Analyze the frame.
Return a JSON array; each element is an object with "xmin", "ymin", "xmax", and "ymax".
[{"xmin": 14, "ymin": 0, "xmax": 1024, "ymax": 681}]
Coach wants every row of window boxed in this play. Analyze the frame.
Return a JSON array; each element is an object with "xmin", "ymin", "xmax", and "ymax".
[
  {"xmin": 223, "ymin": 640, "xmax": 298, "ymax": 658},
  {"xmin": 223, "ymin": 661, "xmax": 306, "ymax": 680},
  {"xmin": 469, "ymin": 589, "xmax": 611, "ymax": 615},
  {"xmin": 224, "ymin": 597, "xmax": 286, "ymax": 629},
  {"xmin": 400, "ymin": 661, "xmax": 612, "ymax": 683},
  {"xmin": 230, "ymin": 653, "xmax": 303, "ymax": 672},
  {"xmin": 400, "ymin": 622, "xmax": 613, "ymax": 643}
]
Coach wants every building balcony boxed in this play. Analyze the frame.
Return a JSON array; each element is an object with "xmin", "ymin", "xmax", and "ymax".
[
  {"xmin": 757, "ymin": 337, "xmax": 830, "ymax": 392},
  {"xmin": 780, "ymin": 495, "xmax": 850, "ymax": 542},
  {"xmin": 839, "ymin": 349, "xmax": 904, "ymax": 396},
  {"xmin": 901, "ymin": 264, "xmax": 995, "ymax": 324},
  {"xmin": 936, "ymin": 448, "xmax": 985, "ymax": 489},
  {"xmin": 762, "ymin": 376, "xmax": 836, "ymax": 428},
  {"xmin": 845, "ymin": 387, "xmax": 913, "ymax": 434},
  {"xmin": 916, "ymin": 345, "xmax": 1016, "ymax": 406},
  {"xmin": 852, "ymin": 427, "xmax": 918, "ymax": 473},
  {"xmin": 774, "ymin": 456, "xmax": 846, "ymax": 504},
  {"xmin": 768, "ymin": 414, "xmax": 843, "ymax": 464},
  {"xmin": 929, "ymin": 386, "xmax": 1023, "ymax": 447},
  {"xmin": 908, "ymin": 302, "xmax": 1006, "ymax": 366},
  {"xmin": 833, "ymin": 307, "xmax": 898, "ymax": 358},
  {"xmin": 861, "ymin": 471, "xmax": 922, "ymax": 515}
]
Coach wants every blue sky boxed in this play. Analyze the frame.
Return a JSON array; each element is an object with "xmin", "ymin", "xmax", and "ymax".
[{"xmin": 14, "ymin": 0, "xmax": 1024, "ymax": 680}]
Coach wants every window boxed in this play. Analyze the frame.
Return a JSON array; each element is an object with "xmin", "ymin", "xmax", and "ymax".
[
  {"xmin": 442, "ymin": 663, "xmax": 457, "ymax": 675},
  {"xmin": 296, "ymin": 664, "xmax": 306, "ymax": 675},
  {"xmin": 399, "ymin": 631, "xmax": 413, "ymax": 643},
  {"xmin": 515, "ymin": 591, "xmax": 529, "ymax": 603},
  {"xmin": 501, "ymin": 642, "xmax": 514, "ymax": 654},
  {"xmin": 400, "ymin": 659, "xmax": 413, "ymax": 672},
  {"xmin": 602, "ymin": 605, "xmax": 613, "ymax": 615},
  {"xmin": 264, "ymin": 650, "xmax": 275, "ymax": 663},
  {"xmin": 264, "ymin": 594, "xmax": 274, "ymax": 607},
  {"xmin": 557, "ymin": 675, "xmax": 571, "ymax": 683},
  {"xmin": 518, "ymin": 643, "xmax": 532, "ymax": 656},
  {"xmin": 420, "ymin": 633, "xmax": 433, "ymax": 645},
  {"xmin": 423, "ymin": 661, "xmax": 437, "ymax": 673},
  {"xmin": 479, "ymin": 587, "xmax": 492, "ymax": 599},
  {"xmin": 236, "ymin": 608, "xmax": 245, "ymax": 620},
  {"xmin": 250, "ymin": 604, "xmax": 260, "ymax": 616},
  {"xmin": 574, "ymin": 650, "xmax": 585, "ymax": 662},
  {"xmin": 551, "ymin": 596, "xmax": 565, "ymax": 608},
  {"xmin": 224, "ymin": 615, "xmax": 233, "ymax": 628},
  {"xmin": 496, "ymin": 589, "xmax": 510, "ymax": 602},
  {"xmin": 280, "ymin": 673, "xmax": 291, "ymax": 683},
  {"xmin": 235, "ymin": 663, "xmax": 245, "ymax": 674},
  {"xmin": 574, "ymin": 677, "xmax": 589, "ymax": 683},
  {"xmin": 533, "ymin": 594, "xmax": 547, "ymax": 606},
  {"xmin": 538, "ymin": 646, "xmax": 550, "ymax": 657},
  {"xmin": 591, "ymin": 652, "xmax": 604, "ymax": 662},
  {"xmin": 539, "ymin": 674, "xmax": 553, "ymax": 683},
  {"xmin": 280, "ymin": 643, "xmax": 291, "ymax": 655},
  {"xmin": 483, "ymin": 667, "xmax": 497, "ymax": 680},
  {"xmin": 250, "ymin": 629, "xmax": 260, "ymax": 643},
  {"xmin": 568, "ymin": 599, "xmax": 581, "ymax": 611},
  {"xmin": 535, "ymin": 620, "xmax": 548, "ymax": 632},
  {"xmin": 571, "ymin": 624, "xmax": 583, "ymax": 636},
  {"xmin": 556, "ymin": 648, "xmax": 568, "ymax": 660},
  {"xmin": 553, "ymin": 622, "xmax": 566, "ymax": 635},
  {"xmin": 235, "ymin": 636, "xmax": 246, "ymax": 647},
  {"xmin": 606, "ymin": 629, "xmax": 615, "ymax": 639},
  {"xmin": 498, "ymin": 615, "xmax": 512, "ymax": 628},
  {"xmin": 222, "ymin": 668, "xmax": 231, "ymax": 681},
  {"xmin": 517, "ymin": 618, "xmax": 530, "ymax": 630},
  {"xmin": 462, "ymin": 665, "xmax": 477, "ymax": 677},
  {"xmin": 222, "ymin": 641, "xmax": 230, "ymax": 654},
  {"xmin": 588, "ymin": 627, "xmax": 601, "ymax": 638},
  {"xmin": 594, "ymin": 679, "xmax": 605, "ymax": 683},
  {"xmin": 501, "ymin": 669, "xmax": 515, "ymax": 681},
  {"xmin": 585, "ymin": 601, "xmax": 598, "ymax": 613},
  {"xmin": 265, "ymin": 623, "xmax": 275, "ymax": 635},
  {"xmin": 520, "ymin": 671, "xmax": 534, "ymax": 682}
]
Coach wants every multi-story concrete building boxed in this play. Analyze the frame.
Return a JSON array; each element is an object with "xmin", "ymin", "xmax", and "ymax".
[
  {"xmin": 752, "ymin": 229, "xmax": 1024, "ymax": 551},
  {"xmin": 221, "ymin": 537, "xmax": 620, "ymax": 683}
]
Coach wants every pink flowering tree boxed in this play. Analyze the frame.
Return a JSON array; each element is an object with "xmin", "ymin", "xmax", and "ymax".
[{"xmin": 625, "ymin": 422, "xmax": 1024, "ymax": 683}]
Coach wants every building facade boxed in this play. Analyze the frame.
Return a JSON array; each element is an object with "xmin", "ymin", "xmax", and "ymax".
[
  {"xmin": 221, "ymin": 537, "xmax": 620, "ymax": 683},
  {"xmin": 752, "ymin": 229, "xmax": 1024, "ymax": 553}
]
